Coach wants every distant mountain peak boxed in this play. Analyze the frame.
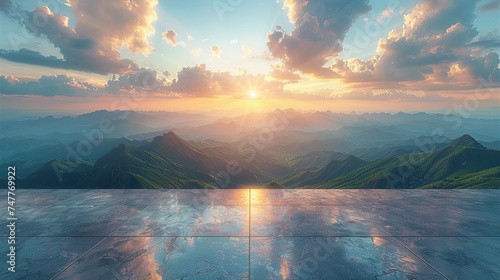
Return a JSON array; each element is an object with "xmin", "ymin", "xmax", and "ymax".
[
  {"xmin": 165, "ymin": 130, "xmax": 178, "ymax": 138},
  {"xmin": 153, "ymin": 131, "xmax": 183, "ymax": 144},
  {"xmin": 150, "ymin": 131, "xmax": 200, "ymax": 158},
  {"xmin": 355, "ymin": 117, "xmax": 371, "ymax": 124},
  {"xmin": 344, "ymin": 155, "xmax": 362, "ymax": 162},
  {"xmin": 448, "ymin": 134, "xmax": 485, "ymax": 149}
]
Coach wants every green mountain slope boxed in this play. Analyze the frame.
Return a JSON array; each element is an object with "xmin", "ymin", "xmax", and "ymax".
[
  {"xmin": 420, "ymin": 166, "xmax": 500, "ymax": 189},
  {"xmin": 148, "ymin": 132, "xmax": 258, "ymax": 186},
  {"xmin": 22, "ymin": 132, "xmax": 260, "ymax": 189},
  {"xmin": 289, "ymin": 155, "xmax": 367, "ymax": 187},
  {"xmin": 292, "ymin": 135, "xmax": 500, "ymax": 189}
]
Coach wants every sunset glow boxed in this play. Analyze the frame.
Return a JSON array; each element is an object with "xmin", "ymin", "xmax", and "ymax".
[
  {"xmin": 1, "ymin": 2, "xmax": 499, "ymax": 279},
  {"xmin": 0, "ymin": 0, "xmax": 498, "ymax": 115}
]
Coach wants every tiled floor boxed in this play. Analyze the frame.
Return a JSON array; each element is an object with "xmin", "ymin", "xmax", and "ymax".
[{"xmin": 1, "ymin": 189, "xmax": 499, "ymax": 279}]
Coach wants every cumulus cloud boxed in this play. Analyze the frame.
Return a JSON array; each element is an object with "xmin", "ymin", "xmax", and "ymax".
[
  {"xmin": 106, "ymin": 68, "xmax": 170, "ymax": 94},
  {"xmin": 168, "ymin": 64, "xmax": 216, "ymax": 96},
  {"xmin": 162, "ymin": 29, "xmax": 185, "ymax": 47},
  {"xmin": 332, "ymin": 0, "xmax": 500, "ymax": 89},
  {"xmin": 168, "ymin": 64, "xmax": 286, "ymax": 98},
  {"xmin": 267, "ymin": 0, "xmax": 371, "ymax": 78},
  {"xmin": 211, "ymin": 46, "xmax": 221, "ymax": 57},
  {"xmin": 0, "ymin": 0, "xmax": 158, "ymax": 74},
  {"xmin": 0, "ymin": 74, "xmax": 98, "ymax": 96}
]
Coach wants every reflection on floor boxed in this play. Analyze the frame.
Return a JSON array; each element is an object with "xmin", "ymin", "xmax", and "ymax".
[{"xmin": 1, "ymin": 189, "xmax": 500, "ymax": 279}]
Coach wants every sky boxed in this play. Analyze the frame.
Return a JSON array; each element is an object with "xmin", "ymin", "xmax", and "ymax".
[{"xmin": 0, "ymin": 0, "xmax": 499, "ymax": 115}]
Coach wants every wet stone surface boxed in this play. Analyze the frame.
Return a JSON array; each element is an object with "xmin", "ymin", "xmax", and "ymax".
[{"xmin": 1, "ymin": 189, "xmax": 498, "ymax": 279}]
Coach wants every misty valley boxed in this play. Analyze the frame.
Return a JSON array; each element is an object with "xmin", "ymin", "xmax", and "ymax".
[{"xmin": 1, "ymin": 109, "xmax": 499, "ymax": 189}]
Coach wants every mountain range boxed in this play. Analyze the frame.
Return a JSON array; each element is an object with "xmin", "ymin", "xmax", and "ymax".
[
  {"xmin": 281, "ymin": 135, "xmax": 500, "ymax": 189},
  {"xmin": 1, "ymin": 109, "xmax": 498, "ymax": 189},
  {"xmin": 13, "ymin": 132, "xmax": 500, "ymax": 189}
]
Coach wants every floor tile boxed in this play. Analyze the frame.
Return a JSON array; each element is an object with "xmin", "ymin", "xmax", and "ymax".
[
  {"xmin": 1, "ymin": 189, "xmax": 498, "ymax": 279},
  {"xmin": 397, "ymin": 237, "xmax": 500, "ymax": 279},
  {"xmin": 250, "ymin": 189, "xmax": 341, "ymax": 205},
  {"xmin": 250, "ymin": 237, "xmax": 444, "ymax": 279},
  {"xmin": 251, "ymin": 205, "xmax": 388, "ymax": 237},
  {"xmin": 56, "ymin": 237, "xmax": 249, "ymax": 280},
  {"xmin": 159, "ymin": 189, "xmax": 250, "ymax": 206},
  {"xmin": 0, "ymin": 236, "xmax": 102, "ymax": 280},
  {"xmin": 112, "ymin": 203, "xmax": 249, "ymax": 237},
  {"xmin": 15, "ymin": 189, "xmax": 92, "ymax": 205},
  {"xmin": 16, "ymin": 204, "xmax": 146, "ymax": 237},
  {"xmin": 357, "ymin": 203, "xmax": 500, "ymax": 237}
]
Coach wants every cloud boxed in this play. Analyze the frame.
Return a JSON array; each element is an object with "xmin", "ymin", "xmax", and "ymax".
[
  {"xmin": 269, "ymin": 64, "xmax": 301, "ymax": 82},
  {"xmin": 380, "ymin": 8, "xmax": 394, "ymax": 20},
  {"xmin": 338, "ymin": 91, "xmax": 450, "ymax": 101},
  {"xmin": 0, "ymin": 0, "xmax": 158, "ymax": 74},
  {"xmin": 211, "ymin": 46, "xmax": 221, "ymax": 57},
  {"xmin": 106, "ymin": 68, "xmax": 170, "ymax": 94},
  {"xmin": 168, "ymin": 64, "xmax": 217, "ymax": 96},
  {"xmin": 0, "ymin": 48, "xmax": 75, "ymax": 70},
  {"xmin": 70, "ymin": 0, "xmax": 157, "ymax": 54},
  {"xmin": 162, "ymin": 29, "xmax": 185, "ymax": 47},
  {"xmin": 468, "ymin": 37, "xmax": 500, "ymax": 48},
  {"xmin": 168, "ymin": 64, "xmax": 286, "ymax": 98},
  {"xmin": 0, "ymin": 0, "xmax": 12, "ymax": 13},
  {"xmin": 187, "ymin": 34, "xmax": 194, "ymax": 41},
  {"xmin": 332, "ymin": 0, "xmax": 500, "ymax": 89},
  {"xmin": 267, "ymin": 0, "xmax": 371, "ymax": 78},
  {"xmin": 0, "ymin": 74, "xmax": 98, "ymax": 96},
  {"xmin": 479, "ymin": 0, "xmax": 499, "ymax": 12}
]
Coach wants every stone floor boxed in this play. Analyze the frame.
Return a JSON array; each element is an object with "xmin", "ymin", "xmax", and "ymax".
[{"xmin": 1, "ymin": 189, "xmax": 499, "ymax": 279}]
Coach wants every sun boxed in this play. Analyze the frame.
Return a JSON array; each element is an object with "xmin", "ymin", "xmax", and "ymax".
[{"xmin": 249, "ymin": 91, "xmax": 257, "ymax": 98}]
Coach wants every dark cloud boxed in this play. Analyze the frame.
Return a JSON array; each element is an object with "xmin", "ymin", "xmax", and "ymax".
[
  {"xmin": 0, "ymin": 0, "xmax": 158, "ymax": 74},
  {"xmin": 0, "ymin": 48, "xmax": 71, "ymax": 70},
  {"xmin": 479, "ymin": 0, "xmax": 499, "ymax": 12},
  {"xmin": 0, "ymin": 0, "xmax": 12, "ymax": 13},
  {"xmin": 467, "ymin": 39, "xmax": 500, "ymax": 48},
  {"xmin": 461, "ymin": 52, "xmax": 500, "ymax": 82},
  {"xmin": 267, "ymin": 0, "xmax": 371, "ymax": 78},
  {"xmin": 0, "ymin": 74, "xmax": 98, "ymax": 96}
]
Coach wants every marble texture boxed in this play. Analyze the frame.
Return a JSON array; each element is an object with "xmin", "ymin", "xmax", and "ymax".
[{"xmin": 1, "ymin": 189, "xmax": 498, "ymax": 279}]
